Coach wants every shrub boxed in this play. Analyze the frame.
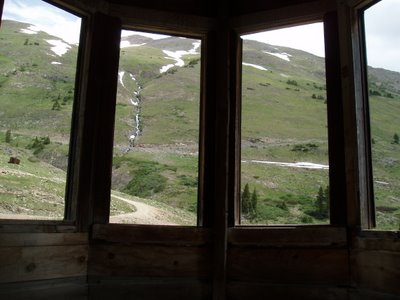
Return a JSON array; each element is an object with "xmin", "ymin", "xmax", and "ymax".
[
  {"xmin": 5, "ymin": 129, "xmax": 11, "ymax": 143},
  {"xmin": 178, "ymin": 175, "xmax": 198, "ymax": 187},
  {"xmin": 286, "ymin": 79, "xmax": 298, "ymax": 86},
  {"xmin": 124, "ymin": 171, "xmax": 167, "ymax": 198},
  {"xmin": 26, "ymin": 136, "xmax": 51, "ymax": 155},
  {"xmin": 392, "ymin": 133, "xmax": 399, "ymax": 144}
]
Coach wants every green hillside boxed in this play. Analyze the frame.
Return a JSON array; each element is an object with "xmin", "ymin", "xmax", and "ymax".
[{"xmin": 0, "ymin": 20, "xmax": 399, "ymax": 229}]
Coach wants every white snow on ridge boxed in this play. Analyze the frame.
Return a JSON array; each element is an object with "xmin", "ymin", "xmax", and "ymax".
[
  {"xmin": 120, "ymin": 41, "xmax": 147, "ymax": 48},
  {"xmin": 242, "ymin": 62, "xmax": 268, "ymax": 71},
  {"xmin": 263, "ymin": 51, "xmax": 292, "ymax": 62},
  {"xmin": 160, "ymin": 63, "xmax": 176, "ymax": 73},
  {"xmin": 51, "ymin": 61, "xmax": 62, "ymax": 65},
  {"xmin": 45, "ymin": 39, "xmax": 71, "ymax": 56},
  {"xmin": 118, "ymin": 71, "xmax": 125, "ymax": 88},
  {"xmin": 20, "ymin": 25, "xmax": 40, "ymax": 35},
  {"xmin": 159, "ymin": 41, "xmax": 201, "ymax": 73},
  {"xmin": 243, "ymin": 160, "xmax": 329, "ymax": 170}
]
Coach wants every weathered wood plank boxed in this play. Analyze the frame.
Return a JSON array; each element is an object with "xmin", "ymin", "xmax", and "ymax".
[
  {"xmin": 0, "ymin": 223, "xmax": 76, "ymax": 233},
  {"xmin": 228, "ymin": 226, "xmax": 347, "ymax": 247},
  {"xmin": 0, "ymin": 233, "xmax": 87, "ymax": 247},
  {"xmin": 88, "ymin": 244, "xmax": 211, "ymax": 278},
  {"xmin": 349, "ymin": 288, "xmax": 400, "ymax": 300},
  {"xmin": 88, "ymin": 278, "xmax": 210, "ymax": 300},
  {"xmin": 0, "ymin": 276, "xmax": 87, "ymax": 300},
  {"xmin": 228, "ymin": 247, "xmax": 349, "ymax": 285},
  {"xmin": 355, "ymin": 235, "xmax": 400, "ymax": 251},
  {"xmin": 231, "ymin": 0, "xmax": 336, "ymax": 34},
  {"xmin": 0, "ymin": 245, "xmax": 87, "ymax": 283},
  {"xmin": 353, "ymin": 249, "xmax": 400, "ymax": 295},
  {"xmin": 227, "ymin": 282, "xmax": 348, "ymax": 300},
  {"xmin": 92, "ymin": 224, "xmax": 210, "ymax": 246},
  {"xmin": 108, "ymin": 4, "xmax": 216, "ymax": 36}
]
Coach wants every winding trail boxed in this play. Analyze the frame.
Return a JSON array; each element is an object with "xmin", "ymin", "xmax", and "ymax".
[{"xmin": 110, "ymin": 194, "xmax": 178, "ymax": 225}]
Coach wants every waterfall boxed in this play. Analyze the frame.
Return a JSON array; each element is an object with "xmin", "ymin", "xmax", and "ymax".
[
  {"xmin": 119, "ymin": 71, "xmax": 142, "ymax": 152},
  {"xmin": 128, "ymin": 84, "xmax": 142, "ymax": 149}
]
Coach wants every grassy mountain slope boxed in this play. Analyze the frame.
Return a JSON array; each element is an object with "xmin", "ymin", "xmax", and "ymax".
[{"xmin": 1, "ymin": 20, "xmax": 399, "ymax": 228}]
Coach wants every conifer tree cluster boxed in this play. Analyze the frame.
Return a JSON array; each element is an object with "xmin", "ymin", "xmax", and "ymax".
[{"xmin": 241, "ymin": 183, "xmax": 258, "ymax": 219}]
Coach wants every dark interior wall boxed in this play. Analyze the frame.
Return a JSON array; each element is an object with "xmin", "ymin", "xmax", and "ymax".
[
  {"xmin": 106, "ymin": 0, "xmax": 322, "ymax": 17},
  {"xmin": 0, "ymin": 0, "xmax": 399, "ymax": 299}
]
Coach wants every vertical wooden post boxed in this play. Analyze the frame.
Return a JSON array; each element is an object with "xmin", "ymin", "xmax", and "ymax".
[
  {"xmin": 74, "ymin": 12, "xmax": 121, "ymax": 231},
  {"xmin": 324, "ymin": 11, "xmax": 348, "ymax": 226},
  {"xmin": 0, "ymin": 0, "xmax": 4, "ymax": 27},
  {"xmin": 211, "ymin": 17, "xmax": 231, "ymax": 300}
]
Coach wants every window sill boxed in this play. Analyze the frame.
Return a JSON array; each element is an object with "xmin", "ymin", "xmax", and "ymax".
[
  {"xmin": 228, "ymin": 225, "xmax": 347, "ymax": 248},
  {"xmin": 0, "ymin": 219, "xmax": 76, "ymax": 233},
  {"xmin": 91, "ymin": 223, "xmax": 211, "ymax": 246}
]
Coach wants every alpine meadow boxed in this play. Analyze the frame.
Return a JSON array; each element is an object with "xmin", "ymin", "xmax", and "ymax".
[{"xmin": 1, "ymin": 20, "xmax": 399, "ymax": 229}]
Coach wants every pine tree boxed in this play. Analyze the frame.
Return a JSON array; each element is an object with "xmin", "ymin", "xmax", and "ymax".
[
  {"xmin": 250, "ymin": 188, "xmax": 258, "ymax": 218},
  {"xmin": 241, "ymin": 183, "xmax": 251, "ymax": 215},
  {"xmin": 5, "ymin": 129, "xmax": 11, "ymax": 143},
  {"xmin": 251, "ymin": 188, "xmax": 258, "ymax": 214},
  {"xmin": 316, "ymin": 186, "xmax": 325, "ymax": 216},
  {"xmin": 393, "ymin": 133, "xmax": 399, "ymax": 144},
  {"xmin": 314, "ymin": 185, "xmax": 329, "ymax": 219}
]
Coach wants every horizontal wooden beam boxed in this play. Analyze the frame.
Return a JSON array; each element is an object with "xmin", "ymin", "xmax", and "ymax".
[
  {"xmin": 230, "ymin": 0, "xmax": 337, "ymax": 34},
  {"xmin": 0, "ymin": 233, "xmax": 87, "ymax": 247},
  {"xmin": 228, "ymin": 226, "xmax": 347, "ymax": 247},
  {"xmin": 108, "ymin": 4, "xmax": 217, "ymax": 37},
  {"xmin": 88, "ymin": 244, "xmax": 211, "ymax": 278},
  {"xmin": 0, "ymin": 245, "xmax": 87, "ymax": 283},
  {"xmin": 92, "ymin": 224, "xmax": 211, "ymax": 246}
]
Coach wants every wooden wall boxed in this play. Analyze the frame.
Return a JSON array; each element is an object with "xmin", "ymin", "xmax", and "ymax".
[
  {"xmin": 87, "ymin": 225, "xmax": 212, "ymax": 299},
  {"xmin": 0, "ymin": 225, "xmax": 88, "ymax": 299},
  {"xmin": 0, "ymin": 1, "xmax": 399, "ymax": 300}
]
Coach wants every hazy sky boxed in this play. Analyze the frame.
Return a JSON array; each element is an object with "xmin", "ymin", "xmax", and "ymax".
[
  {"xmin": 2, "ymin": 0, "xmax": 81, "ymax": 44},
  {"xmin": 243, "ymin": 0, "xmax": 400, "ymax": 73},
  {"xmin": 243, "ymin": 23, "xmax": 325, "ymax": 58},
  {"xmin": 2, "ymin": 0, "xmax": 399, "ymax": 72}
]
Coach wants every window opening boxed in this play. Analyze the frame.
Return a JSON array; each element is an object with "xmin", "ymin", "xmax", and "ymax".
[
  {"xmin": 0, "ymin": 0, "xmax": 82, "ymax": 220},
  {"xmin": 110, "ymin": 30, "xmax": 201, "ymax": 225},
  {"xmin": 240, "ymin": 23, "xmax": 329, "ymax": 225},
  {"xmin": 363, "ymin": 0, "xmax": 400, "ymax": 230}
]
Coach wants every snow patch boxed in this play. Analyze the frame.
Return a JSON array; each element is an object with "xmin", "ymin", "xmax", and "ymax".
[
  {"xmin": 263, "ymin": 51, "xmax": 292, "ymax": 62},
  {"xmin": 120, "ymin": 41, "xmax": 147, "ymax": 48},
  {"xmin": 160, "ymin": 64, "xmax": 176, "ymax": 73},
  {"xmin": 242, "ymin": 62, "xmax": 268, "ymax": 71},
  {"xmin": 118, "ymin": 71, "xmax": 125, "ymax": 88},
  {"xmin": 51, "ymin": 62, "xmax": 62, "ymax": 65},
  {"xmin": 243, "ymin": 160, "xmax": 329, "ymax": 170},
  {"xmin": 160, "ymin": 41, "xmax": 201, "ymax": 73},
  {"xmin": 45, "ymin": 39, "xmax": 71, "ymax": 56},
  {"xmin": 20, "ymin": 25, "xmax": 40, "ymax": 35},
  {"xmin": 280, "ymin": 73, "xmax": 290, "ymax": 78}
]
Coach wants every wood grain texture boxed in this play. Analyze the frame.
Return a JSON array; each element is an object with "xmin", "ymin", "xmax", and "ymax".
[
  {"xmin": 88, "ymin": 278, "xmax": 211, "ymax": 300},
  {"xmin": 228, "ymin": 226, "xmax": 347, "ymax": 247},
  {"xmin": 0, "ymin": 233, "xmax": 87, "ymax": 247},
  {"xmin": 88, "ymin": 244, "xmax": 211, "ymax": 278},
  {"xmin": 228, "ymin": 247, "xmax": 350, "ymax": 285},
  {"xmin": 353, "ymin": 249, "xmax": 400, "ymax": 295},
  {"xmin": 92, "ymin": 224, "xmax": 210, "ymax": 245},
  {"xmin": 0, "ymin": 277, "xmax": 87, "ymax": 300},
  {"xmin": 228, "ymin": 282, "xmax": 348, "ymax": 300},
  {"xmin": 0, "ymin": 223, "xmax": 76, "ymax": 233},
  {"xmin": 0, "ymin": 245, "xmax": 87, "ymax": 283}
]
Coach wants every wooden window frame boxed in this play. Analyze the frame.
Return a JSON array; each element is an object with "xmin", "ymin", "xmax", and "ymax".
[
  {"xmin": 0, "ymin": 0, "xmax": 88, "ymax": 231},
  {"xmin": 230, "ymin": 3, "xmax": 347, "ymax": 227}
]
